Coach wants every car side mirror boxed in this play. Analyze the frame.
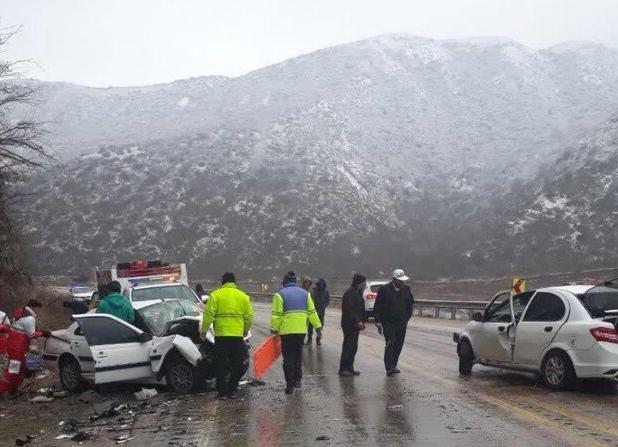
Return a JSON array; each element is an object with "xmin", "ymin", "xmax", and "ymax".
[
  {"xmin": 472, "ymin": 312, "xmax": 483, "ymax": 322},
  {"xmin": 137, "ymin": 332, "xmax": 153, "ymax": 343}
]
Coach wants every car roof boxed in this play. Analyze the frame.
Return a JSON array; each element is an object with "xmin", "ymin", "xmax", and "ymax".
[
  {"xmin": 541, "ymin": 285, "xmax": 594, "ymax": 295},
  {"xmin": 367, "ymin": 280, "xmax": 388, "ymax": 285}
]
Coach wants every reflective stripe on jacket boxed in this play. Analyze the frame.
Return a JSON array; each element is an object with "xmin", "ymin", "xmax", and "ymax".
[
  {"xmin": 201, "ymin": 283, "xmax": 253, "ymax": 337},
  {"xmin": 271, "ymin": 284, "xmax": 322, "ymax": 335}
]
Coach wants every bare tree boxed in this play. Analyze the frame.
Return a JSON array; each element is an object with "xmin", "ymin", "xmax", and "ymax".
[{"xmin": 0, "ymin": 26, "xmax": 53, "ymax": 287}]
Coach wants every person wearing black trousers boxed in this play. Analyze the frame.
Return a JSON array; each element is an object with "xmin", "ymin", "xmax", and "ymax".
[
  {"xmin": 374, "ymin": 269, "xmax": 414, "ymax": 376},
  {"xmin": 307, "ymin": 278, "xmax": 330, "ymax": 345},
  {"xmin": 338, "ymin": 273, "xmax": 367, "ymax": 376}
]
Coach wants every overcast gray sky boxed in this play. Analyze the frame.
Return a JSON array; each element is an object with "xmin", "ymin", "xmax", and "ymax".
[{"xmin": 2, "ymin": 0, "xmax": 618, "ymax": 87}]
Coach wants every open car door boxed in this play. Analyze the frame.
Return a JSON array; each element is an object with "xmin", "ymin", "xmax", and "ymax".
[
  {"xmin": 474, "ymin": 291, "xmax": 516, "ymax": 365},
  {"xmin": 74, "ymin": 314, "xmax": 154, "ymax": 384}
]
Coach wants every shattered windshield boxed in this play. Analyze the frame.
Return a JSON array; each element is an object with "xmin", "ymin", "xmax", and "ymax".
[
  {"xmin": 580, "ymin": 279, "xmax": 618, "ymax": 318},
  {"xmin": 137, "ymin": 300, "xmax": 200, "ymax": 336}
]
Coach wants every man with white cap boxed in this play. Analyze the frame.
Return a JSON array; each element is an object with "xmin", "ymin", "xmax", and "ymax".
[{"xmin": 374, "ymin": 269, "xmax": 414, "ymax": 376}]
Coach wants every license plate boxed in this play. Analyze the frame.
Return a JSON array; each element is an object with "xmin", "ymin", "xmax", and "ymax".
[{"xmin": 8, "ymin": 359, "xmax": 21, "ymax": 374}]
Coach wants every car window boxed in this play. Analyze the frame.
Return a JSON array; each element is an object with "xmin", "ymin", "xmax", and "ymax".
[
  {"xmin": 77, "ymin": 317, "xmax": 140, "ymax": 345},
  {"xmin": 580, "ymin": 280, "xmax": 618, "ymax": 318},
  {"xmin": 178, "ymin": 285, "xmax": 198, "ymax": 302},
  {"xmin": 72, "ymin": 287, "xmax": 92, "ymax": 294},
  {"xmin": 522, "ymin": 292, "xmax": 566, "ymax": 322},
  {"xmin": 485, "ymin": 292, "xmax": 534, "ymax": 323},
  {"xmin": 132, "ymin": 285, "xmax": 198, "ymax": 302},
  {"xmin": 370, "ymin": 284, "xmax": 384, "ymax": 293}
]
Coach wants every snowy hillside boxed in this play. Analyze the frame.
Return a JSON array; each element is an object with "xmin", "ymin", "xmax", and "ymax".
[
  {"xmin": 13, "ymin": 35, "xmax": 618, "ymax": 277},
  {"xmin": 466, "ymin": 115, "xmax": 618, "ymax": 275}
]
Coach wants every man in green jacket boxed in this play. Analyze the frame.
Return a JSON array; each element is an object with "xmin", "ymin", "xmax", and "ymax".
[
  {"xmin": 201, "ymin": 272, "xmax": 253, "ymax": 399},
  {"xmin": 271, "ymin": 271, "xmax": 322, "ymax": 394},
  {"xmin": 96, "ymin": 281, "xmax": 135, "ymax": 324}
]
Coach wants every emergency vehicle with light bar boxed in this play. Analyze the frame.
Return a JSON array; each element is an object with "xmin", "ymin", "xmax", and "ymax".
[{"xmin": 95, "ymin": 260, "xmax": 188, "ymax": 293}]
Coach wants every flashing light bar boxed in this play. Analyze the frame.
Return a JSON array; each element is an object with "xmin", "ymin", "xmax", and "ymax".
[{"xmin": 127, "ymin": 274, "xmax": 180, "ymax": 286}]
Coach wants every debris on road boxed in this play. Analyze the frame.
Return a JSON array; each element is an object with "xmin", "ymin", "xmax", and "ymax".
[
  {"xmin": 78, "ymin": 389, "xmax": 99, "ymax": 404},
  {"xmin": 387, "ymin": 404, "xmax": 404, "ymax": 411},
  {"xmin": 71, "ymin": 431, "xmax": 94, "ymax": 442},
  {"xmin": 59, "ymin": 418, "xmax": 82, "ymax": 433},
  {"xmin": 316, "ymin": 435, "xmax": 331, "ymax": 441},
  {"xmin": 93, "ymin": 400, "xmax": 120, "ymax": 419},
  {"xmin": 34, "ymin": 370, "xmax": 50, "ymax": 380},
  {"xmin": 14, "ymin": 435, "xmax": 35, "ymax": 446},
  {"xmin": 134, "ymin": 387, "xmax": 158, "ymax": 400},
  {"xmin": 29, "ymin": 395, "xmax": 54, "ymax": 403},
  {"xmin": 25, "ymin": 356, "xmax": 43, "ymax": 371}
]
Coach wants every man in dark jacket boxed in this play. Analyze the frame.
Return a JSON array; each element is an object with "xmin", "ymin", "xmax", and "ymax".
[
  {"xmin": 374, "ymin": 269, "xmax": 414, "ymax": 376},
  {"xmin": 307, "ymin": 278, "xmax": 330, "ymax": 345},
  {"xmin": 338, "ymin": 273, "xmax": 367, "ymax": 376}
]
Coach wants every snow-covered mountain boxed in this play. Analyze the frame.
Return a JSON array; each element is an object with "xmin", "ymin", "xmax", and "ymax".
[
  {"xmin": 468, "ymin": 115, "xmax": 618, "ymax": 275},
  {"xmin": 15, "ymin": 35, "xmax": 618, "ymax": 277}
]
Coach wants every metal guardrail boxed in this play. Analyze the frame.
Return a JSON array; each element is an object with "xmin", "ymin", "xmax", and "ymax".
[{"xmin": 248, "ymin": 292, "xmax": 489, "ymax": 321}]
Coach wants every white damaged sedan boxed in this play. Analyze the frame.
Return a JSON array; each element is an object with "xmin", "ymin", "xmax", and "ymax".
[
  {"xmin": 43, "ymin": 299, "xmax": 251, "ymax": 393},
  {"xmin": 454, "ymin": 280, "xmax": 618, "ymax": 390}
]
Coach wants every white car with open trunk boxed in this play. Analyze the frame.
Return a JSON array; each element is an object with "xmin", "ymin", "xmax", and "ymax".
[{"xmin": 453, "ymin": 279, "xmax": 618, "ymax": 390}]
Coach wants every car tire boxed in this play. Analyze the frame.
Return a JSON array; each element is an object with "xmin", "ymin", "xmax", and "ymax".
[
  {"xmin": 59, "ymin": 356, "xmax": 85, "ymax": 392},
  {"xmin": 458, "ymin": 340, "xmax": 474, "ymax": 375},
  {"xmin": 541, "ymin": 350, "xmax": 576, "ymax": 391},
  {"xmin": 166, "ymin": 356, "xmax": 196, "ymax": 394}
]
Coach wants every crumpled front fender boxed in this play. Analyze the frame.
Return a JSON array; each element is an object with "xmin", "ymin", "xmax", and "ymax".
[{"xmin": 172, "ymin": 335, "xmax": 202, "ymax": 366}]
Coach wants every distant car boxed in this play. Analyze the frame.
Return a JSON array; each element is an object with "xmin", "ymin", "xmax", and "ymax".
[
  {"xmin": 123, "ymin": 281, "xmax": 204, "ymax": 304},
  {"xmin": 43, "ymin": 298, "xmax": 251, "ymax": 393},
  {"xmin": 70, "ymin": 285, "xmax": 96, "ymax": 303},
  {"xmin": 453, "ymin": 280, "xmax": 618, "ymax": 390},
  {"xmin": 363, "ymin": 281, "xmax": 388, "ymax": 317}
]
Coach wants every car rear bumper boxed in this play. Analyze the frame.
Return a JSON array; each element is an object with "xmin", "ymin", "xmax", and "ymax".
[{"xmin": 571, "ymin": 343, "xmax": 618, "ymax": 379}]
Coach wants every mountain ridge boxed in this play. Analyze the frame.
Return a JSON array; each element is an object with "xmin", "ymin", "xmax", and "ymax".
[{"xmin": 11, "ymin": 34, "xmax": 618, "ymax": 277}]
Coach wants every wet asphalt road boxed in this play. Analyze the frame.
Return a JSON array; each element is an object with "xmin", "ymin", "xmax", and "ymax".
[{"xmin": 131, "ymin": 303, "xmax": 618, "ymax": 447}]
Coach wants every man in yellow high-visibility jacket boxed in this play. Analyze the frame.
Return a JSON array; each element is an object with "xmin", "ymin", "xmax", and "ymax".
[
  {"xmin": 271, "ymin": 271, "xmax": 322, "ymax": 394},
  {"xmin": 201, "ymin": 272, "xmax": 253, "ymax": 399}
]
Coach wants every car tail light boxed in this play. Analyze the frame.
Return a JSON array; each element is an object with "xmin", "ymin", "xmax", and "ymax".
[
  {"xmin": 590, "ymin": 327, "xmax": 618, "ymax": 344},
  {"xmin": 366, "ymin": 293, "xmax": 376, "ymax": 300}
]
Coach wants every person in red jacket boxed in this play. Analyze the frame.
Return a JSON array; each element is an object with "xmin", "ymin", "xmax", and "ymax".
[
  {"xmin": 0, "ymin": 309, "xmax": 11, "ymax": 355},
  {"xmin": 0, "ymin": 300, "xmax": 49, "ymax": 396}
]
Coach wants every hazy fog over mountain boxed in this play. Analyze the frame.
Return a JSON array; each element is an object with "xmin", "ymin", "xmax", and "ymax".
[{"xmin": 15, "ymin": 35, "xmax": 618, "ymax": 278}]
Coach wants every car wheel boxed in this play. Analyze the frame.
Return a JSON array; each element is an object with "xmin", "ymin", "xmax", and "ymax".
[
  {"xmin": 458, "ymin": 340, "xmax": 474, "ymax": 375},
  {"xmin": 59, "ymin": 356, "xmax": 84, "ymax": 392},
  {"xmin": 541, "ymin": 350, "xmax": 576, "ymax": 390},
  {"xmin": 166, "ymin": 356, "xmax": 196, "ymax": 394}
]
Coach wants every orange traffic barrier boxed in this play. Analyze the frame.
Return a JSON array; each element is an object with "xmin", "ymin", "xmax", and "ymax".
[{"xmin": 253, "ymin": 335, "xmax": 281, "ymax": 380}]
